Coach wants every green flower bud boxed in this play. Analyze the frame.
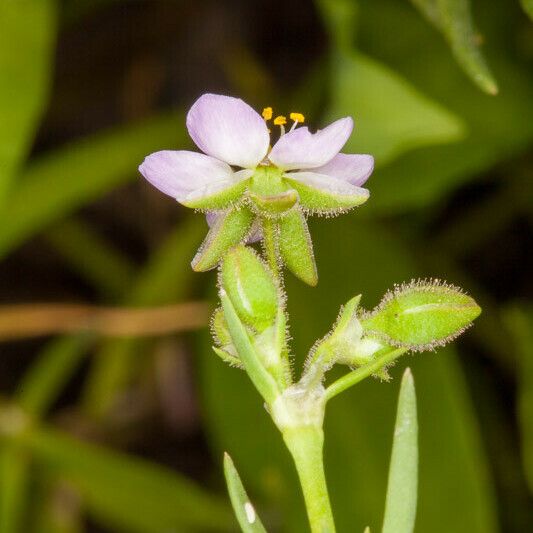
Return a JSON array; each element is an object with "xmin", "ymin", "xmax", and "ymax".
[
  {"xmin": 219, "ymin": 244, "xmax": 280, "ymax": 332},
  {"xmin": 360, "ymin": 279, "xmax": 481, "ymax": 351}
]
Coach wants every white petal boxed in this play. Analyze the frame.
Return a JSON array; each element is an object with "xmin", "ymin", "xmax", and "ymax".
[
  {"xmin": 311, "ymin": 153, "xmax": 374, "ymax": 186},
  {"xmin": 139, "ymin": 150, "xmax": 233, "ymax": 200},
  {"xmin": 269, "ymin": 117, "xmax": 353, "ymax": 170},
  {"xmin": 186, "ymin": 94, "xmax": 270, "ymax": 168},
  {"xmin": 286, "ymin": 171, "xmax": 369, "ymax": 199}
]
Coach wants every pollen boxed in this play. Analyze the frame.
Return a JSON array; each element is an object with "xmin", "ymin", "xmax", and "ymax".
[
  {"xmin": 290, "ymin": 112, "xmax": 305, "ymax": 123},
  {"xmin": 262, "ymin": 107, "xmax": 273, "ymax": 120},
  {"xmin": 273, "ymin": 115, "xmax": 287, "ymax": 126}
]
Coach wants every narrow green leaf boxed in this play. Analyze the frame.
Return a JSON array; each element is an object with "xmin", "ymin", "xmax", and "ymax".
[
  {"xmin": 502, "ymin": 306, "xmax": 533, "ymax": 495},
  {"xmin": 279, "ymin": 209, "xmax": 317, "ymax": 286},
  {"xmin": 382, "ymin": 368, "xmax": 418, "ymax": 533},
  {"xmin": 0, "ymin": 0, "xmax": 57, "ymax": 204},
  {"xmin": 224, "ymin": 453, "xmax": 267, "ymax": 533},
  {"xmin": 17, "ymin": 426, "xmax": 232, "ymax": 532},
  {"xmin": 220, "ymin": 293, "xmax": 279, "ymax": 404},
  {"xmin": 410, "ymin": 0, "xmax": 498, "ymax": 94},
  {"xmin": 16, "ymin": 335, "xmax": 92, "ymax": 418},
  {"xmin": 192, "ymin": 208, "xmax": 254, "ymax": 272},
  {"xmin": 0, "ymin": 112, "xmax": 186, "ymax": 259}
]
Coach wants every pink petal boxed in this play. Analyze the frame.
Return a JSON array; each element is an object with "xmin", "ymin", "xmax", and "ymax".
[
  {"xmin": 186, "ymin": 94, "xmax": 270, "ymax": 168},
  {"xmin": 269, "ymin": 117, "xmax": 353, "ymax": 171},
  {"xmin": 311, "ymin": 153, "xmax": 374, "ymax": 186},
  {"xmin": 139, "ymin": 150, "xmax": 233, "ymax": 200}
]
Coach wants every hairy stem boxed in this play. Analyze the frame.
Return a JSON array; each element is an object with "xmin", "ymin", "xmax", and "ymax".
[
  {"xmin": 282, "ymin": 426, "xmax": 336, "ymax": 533},
  {"xmin": 325, "ymin": 347, "xmax": 407, "ymax": 402}
]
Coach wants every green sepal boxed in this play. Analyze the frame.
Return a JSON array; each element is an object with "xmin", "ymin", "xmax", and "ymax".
[
  {"xmin": 283, "ymin": 176, "xmax": 369, "ymax": 213},
  {"xmin": 220, "ymin": 245, "xmax": 279, "ymax": 332},
  {"xmin": 361, "ymin": 279, "xmax": 481, "ymax": 351},
  {"xmin": 212, "ymin": 346, "xmax": 243, "ymax": 369},
  {"xmin": 181, "ymin": 179, "xmax": 249, "ymax": 210},
  {"xmin": 248, "ymin": 189, "xmax": 299, "ymax": 215},
  {"xmin": 211, "ymin": 307, "xmax": 232, "ymax": 346},
  {"xmin": 191, "ymin": 207, "xmax": 254, "ymax": 272},
  {"xmin": 223, "ymin": 453, "xmax": 267, "ymax": 533},
  {"xmin": 278, "ymin": 209, "xmax": 317, "ymax": 286}
]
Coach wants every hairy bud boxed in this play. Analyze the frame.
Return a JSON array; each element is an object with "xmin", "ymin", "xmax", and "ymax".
[
  {"xmin": 219, "ymin": 244, "xmax": 280, "ymax": 332},
  {"xmin": 360, "ymin": 279, "xmax": 481, "ymax": 351}
]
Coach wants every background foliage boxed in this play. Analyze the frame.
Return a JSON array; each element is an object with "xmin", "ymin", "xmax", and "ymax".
[{"xmin": 0, "ymin": 0, "xmax": 531, "ymax": 531}]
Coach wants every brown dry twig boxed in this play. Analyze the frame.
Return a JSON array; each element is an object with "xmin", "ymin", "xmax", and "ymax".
[{"xmin": 0, "ymin": 302, "xmax": 210, "ymax": 341}]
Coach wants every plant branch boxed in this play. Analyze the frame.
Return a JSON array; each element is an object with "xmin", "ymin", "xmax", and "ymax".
[{"xmin": 324, "ymin": 348, "xmax": 407, "ymax": 402}]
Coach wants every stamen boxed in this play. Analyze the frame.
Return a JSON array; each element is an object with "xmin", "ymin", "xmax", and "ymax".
[
  {"xmin": 290, "ymin": 112, "xmax": 305, "ymax": 123},
  {"xmin": 262, "ymin": 107, "xmax": 273, "ymax": 121},
  {"xmin": 289, "ymin": 112, "xmax": 305, "ymax": 132},
  {"xmin": 273, "ymin": 115, "xmax": 287, "ymax": 136}
]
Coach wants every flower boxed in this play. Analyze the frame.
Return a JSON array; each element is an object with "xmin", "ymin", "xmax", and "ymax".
[
  {"xmin": 140, "ymin": 93, "xmax": 373, "ymax": 213},
  {"xmin": 139, "ymin": 93, "xmax": 374, "ymax": 280}
]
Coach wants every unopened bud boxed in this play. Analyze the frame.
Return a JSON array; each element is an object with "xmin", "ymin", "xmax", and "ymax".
[
  {"xmin": 219, "ymin": 245, "xmax": 280, "ymax": 332},
  {"xmin": 360, "ymin": 279, "xmax": 481, "ymax": 351}
]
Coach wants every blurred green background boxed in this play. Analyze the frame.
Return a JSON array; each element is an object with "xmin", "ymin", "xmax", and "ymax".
[{"xmin": 0, "ymin": 0, "xmax": 531, "ymax": 531}]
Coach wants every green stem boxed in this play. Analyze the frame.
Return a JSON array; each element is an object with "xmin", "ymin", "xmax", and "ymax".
[
  {"xmin": 261, "ymin": 218, "xmax": 280, "ymax": 282},
  {"xmin": 282, "ymin": 426, "xmax": 336, "ymax": 533},
  {"xmin": 325, "ymin": 347, "xmax": 407, "ymax": 402}
]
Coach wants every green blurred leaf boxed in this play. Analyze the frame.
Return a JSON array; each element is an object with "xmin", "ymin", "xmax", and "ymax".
[
  {"xmin": 502, "ymin": 306, "xmax": 533, "ymax": 496},
  {"xmin": 356, "ymin": 0, "xmax": 533, "ymax": 212},
  {"xmin": 410, "ymin": 0, "xmax": 498, "ymax": 94},
  {"xmin": 0, "ymin": 445, "xmax": 30, "ymax": 533},
  {"xmin": 224, "ymin": 453, "xmax": 267, "ymax": 533},
  {"xmin": 18, "ymin": 426, "xmax": 232, "ymax": 532},
  {"xmin": 46, "ymin": 219, "xmax": 136, "ymax": 299},
  {"xmin": 0, "ymin": 112, "xmax": 186, "ymax": 259},
  {"xmin": 82, "ymin": 216, "xmax": 205, "ymax": 418},
  {"xmin": 0, "ymin": 0, "xmax": 57, "ymax": 204},
  {"xmin": 16, "ymin": 335, "xmax": 92, "ymax": 418},
  {"xmin": 199, "ymin": 218, "xmax": 497, "ymax": 533},
  {"xmin": 381, "ymin": 369, "xmax": 418, "ymax": 533},
  {"xmin": 520, "ymin": 0, "xmax": 533, "ymax": 20},
  {"xmin": 327, "ymin": 52, "xmax": 465, "ymax": 166},
  {"xmin": 318, "ymin": 0, "xmax": 465, "ymax": 166}
]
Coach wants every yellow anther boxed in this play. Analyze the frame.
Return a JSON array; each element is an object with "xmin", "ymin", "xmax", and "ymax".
[
  {"xmin": 262, "ymin": 107, "xmax": 273, "ymax": 120},
  {"xmin": 290, "ymin": 112, "xmax": 305, "ymax": 123},
  {"xmin": 273, "ymin": 115, "xmax": 287, "ymax": 126}
]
